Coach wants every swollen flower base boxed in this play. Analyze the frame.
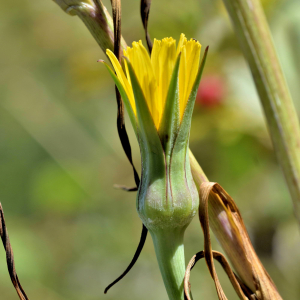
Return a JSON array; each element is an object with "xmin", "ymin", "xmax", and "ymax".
[{"xmin": 103, "ymin": 34, "xmax": 208, "ymax": 300}]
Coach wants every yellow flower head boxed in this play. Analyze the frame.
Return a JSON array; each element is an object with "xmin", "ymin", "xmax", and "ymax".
[
  {"xmin": 106, "ymin": 34, "xmax": 201, "ymax": 129},
  {"xmin": 103, "ymin": 35, "xmax": 207, "ymax": 239}
]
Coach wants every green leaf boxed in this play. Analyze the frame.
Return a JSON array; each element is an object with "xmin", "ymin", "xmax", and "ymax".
[
  {"xmin": 173, "ymin": 46, "xmax": 209, "ymax": 154},
  {"xmin": 125, "ymin": 59, "xmax": 166, "ymax": 194},
  {"xmin": 170, "ymin": 47, "xmax": 208, "ymax": 205}
]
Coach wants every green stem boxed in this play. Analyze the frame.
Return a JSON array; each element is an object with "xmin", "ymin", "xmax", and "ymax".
[
  {"xmin": 221, "ymin": 0, "xmax": 300, "ymax": 225},
  {"xmin": 53, "ymin": 0, "xmax": 127, "ymax": 54},
  {"xmin": 150, "ymin": 229, "xmax": 186, "ymax": 300}
]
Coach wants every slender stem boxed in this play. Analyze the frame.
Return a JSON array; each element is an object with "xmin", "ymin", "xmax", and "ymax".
[
  {"xmin": 150, "ymin": 229, "xmax": 186, "ymax": 300},
  {"xmin": 221, "ymin": 0, "xmax": 300, "ymax": 225}
]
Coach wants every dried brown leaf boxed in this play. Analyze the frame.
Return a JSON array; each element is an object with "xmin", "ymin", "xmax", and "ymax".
[
  {"xmin": 199, "ymin": 182, "xmax": 283, "ymax": 300},
  {"xmin": 184, "ymin": 250, "xmax": 251, "ymax": 300}
]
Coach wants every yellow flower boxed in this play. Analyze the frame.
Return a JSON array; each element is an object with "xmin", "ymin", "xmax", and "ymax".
[
  {"xmin": 102, "ymin": 32, "xmax": 208, "ymax": 234},
  {"xmin": 106, "ymin": 34, "xmax": 201, "ymax": 129},
  {"xmin": 103, "ymin": 35, "xmax": 207, "ymax": 300}
]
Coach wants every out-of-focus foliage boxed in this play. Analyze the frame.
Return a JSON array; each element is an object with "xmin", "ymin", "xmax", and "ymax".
[{"xmin": 0, "ymin": 0, "xmax": 299, "ymax": 299}]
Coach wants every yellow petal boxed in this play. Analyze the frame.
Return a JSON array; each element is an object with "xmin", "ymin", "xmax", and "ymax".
[
  {"xmin": 185, "ymin": 40, "xmax": 201, "ymax": 102},
  {"xmin": 179, "ymin": 46, "xmax": 187, "ymax": 120},
  {"xmin": 177, "ymin": 38, "xmax": 201, "ymax": 120},
  {"xmin": 124, "ymin": 41, "xmax": 158, "ymax": 126},
  {"xmin": 151, "ymin": 39, "xmax": 162, "ymax": 90},
  {"xmin": 155, "ymin": 37, "xmax": 177, "ymax": 127},
  {"xmin": 176, "ymin": 33, "xmax": 187, "ymax": 56},
  {"xmin": 107, "ymin": 35, "xmax": 201, "ymax": 129},
  {"xmin": 106, "ymin": 49, "xmax": 136, "ymax": 114}
]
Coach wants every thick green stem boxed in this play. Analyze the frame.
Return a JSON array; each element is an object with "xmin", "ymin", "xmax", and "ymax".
[
  {"xmin": 150, "ymin": 229, "xmax": 186, "ymax": 300},
  {"xmin": 221, "ymin": 0, "xmax": 300, "ymax": 225}
]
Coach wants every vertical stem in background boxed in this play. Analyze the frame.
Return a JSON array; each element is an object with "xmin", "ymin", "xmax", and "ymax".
[{"xmin": 221, "ymin": 0, "xmax": 300, "ymax": 225}]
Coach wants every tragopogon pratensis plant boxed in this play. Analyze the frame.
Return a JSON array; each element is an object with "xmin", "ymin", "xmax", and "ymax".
[{"xmin": 101, "ymin": 34, "xmax": 207, "ymax": 300}]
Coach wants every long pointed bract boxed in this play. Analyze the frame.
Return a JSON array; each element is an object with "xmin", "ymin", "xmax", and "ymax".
[{"xmin": 158, "ymin": 54, "xmax": 181, "ymax": 162}]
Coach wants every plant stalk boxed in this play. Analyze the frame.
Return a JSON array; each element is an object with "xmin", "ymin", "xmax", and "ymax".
[
  {"xmin": 150, "ymin": 229, "xmax": 186, "ymax": 300},
  {"xmin": 53, "ymin": 0, "xmax": 127, "ymax": 53},
  {"xmin": 221, "ymin": 0, "xmax": 300, "ymax": 225}
]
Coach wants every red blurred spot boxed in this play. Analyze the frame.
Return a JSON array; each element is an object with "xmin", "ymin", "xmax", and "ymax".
[{"xmin": 196, "ymin": 75, "xmax": 225, "ymax": 107}]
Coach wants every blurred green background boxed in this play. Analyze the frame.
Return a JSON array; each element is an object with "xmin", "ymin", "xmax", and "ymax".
[{"xmin": 0, "ymin": 0, "xmax": 300, "ymax": 299}]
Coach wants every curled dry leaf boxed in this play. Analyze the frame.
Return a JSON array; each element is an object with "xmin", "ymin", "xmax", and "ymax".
[
  {"xmin": 0, "ymin": 203, "xmax": 29, "ymax": 300},
  {"xmin": 104, "ymin": 1, "xmax": 148, "ymax": 293},
  {"xmin": 196, "ymin": 182, "xmax": 282, "ymax": 300},
  {"xmin": 140, "ymin": 0, "xmax": 153, "ymax": 53},
  {"xmin": 184, "ymin": 250, "xmax": 253, "ymax": 300},
  {"xmin": 104, "ymin": 224, "xmax": 147, "ymax": 293},
  {"xmin": 110, "ymin": 0, "xmax": 140, "ymax": 189}
]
